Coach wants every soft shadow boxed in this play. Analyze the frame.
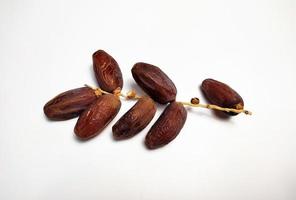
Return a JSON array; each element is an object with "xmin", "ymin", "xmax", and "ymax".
[
  {"xmin": 111, "ymin": 132, "xmax": 142, "ymax": 142},
  {"xmin": 187, "ymin": 107, "xmax": 234, "ymax": 124},
  {"xmin": 43, "ymin": 113, "xmax": 78, "ymax": 122},
  {"xmin": 142, "ymin": 139, "xmax": 150, "ymax": 150},
  {"xmin": 212, "ymin": 110, "xmax": 231, "ymax": 120},
  {"xmin": 72, "ymin": 132, "xmax": 102, "ymax": 144},
  {"xmin": 141, "ymin": 138, "xmax": 171, "ymax": 151},
  {"xmin": 73, "ymin": 134, "xmax": 88, "ymax": 143},
  {"xmin": 156, "ymin": 103, "xmax": 168, "ymax": 110},
  {"xmin": 186, "ymin": 107, "xmax": 214, "ymax": 119}
]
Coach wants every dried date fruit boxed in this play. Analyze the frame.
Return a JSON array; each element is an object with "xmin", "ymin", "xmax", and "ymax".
[
  {"xmin": 74, "ymin": 94, "xmax": 121, "ymax": 140},
  {"xmin": 131, "ymin": 62, "xmax": 177, "ymax": 104},
  {"xmin": 43, "ymin": 87, "xmax": 97, "ymax": 120},
  {"xmin": 112, "ymin": 97, "xmax": 157, "ymax": 140},
  {"xmin": 44, "ymin": 49, "xmax": 252, "ymax": 146},
  {"xmin": 93, "ymin": 50, "xmax": 123, "ymax": 92},
  {"xmin": 145, "ymin": 102, "xmax": 187, "ymax": 149},
  {"xmin": 201, "ymin": 78, "xmax": 244, "ymax": 116}
]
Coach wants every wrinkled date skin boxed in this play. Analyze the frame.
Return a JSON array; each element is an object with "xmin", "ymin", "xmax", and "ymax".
[
  {"xmin": 131, "ymin": 62, "xmax": 177, "ymax": 104},
  {"xmin": 201, "ymin": 78, "xmax": 244, "ymax": 116},
  {"xmin": 74, "ymin": 94, "xmax": 121, "ymax": 140},
  {"xmin": 93, "ymin": 50, "xmax": 123, "ymax": 92},
  {"xmin": 112, "ymin": 97, "xmax": 157, "ymax": 140},
  {"xmin": 43, "ymin": 87, "xmax": 97, "ymax": 120},
  {"xmin": 145, "ymin": 102, "xmax": 187, "ymax": 149}
]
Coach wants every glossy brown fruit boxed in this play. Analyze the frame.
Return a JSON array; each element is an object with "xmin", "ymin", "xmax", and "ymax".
[
  {"xmin": 74, "ymin": 94, "xmax": 121, "ymax": 140},
  {"xmin": 93, "ymin": 50, "xmax": 123, "ymax": 92},
  {"xmin": 112, "ymin": 97, "xmax": 157, "ymax": 140},
  {"xmin": 43, "ymin": 87, "xmax": 97, "ymax": 120},
  {"xmin": 131, "ymin": 62, "xmax": 177, "ymax": 104},
  {"xmin": 201, "ymin": 78, "xmax": 244, "ymax": 116},
  {"xmin": 145, "ymin": 102, "xmax": 187, "ymax": 149}
]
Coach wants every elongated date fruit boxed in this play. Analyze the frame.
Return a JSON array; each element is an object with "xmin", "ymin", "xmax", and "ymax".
[
  {"xmin": 74, "ymin": 94, "xmax": 121, "ymax": 140},
  {"xmin": 112, "ymin": 97, "xmax": 157, "ymax": 140},
  {"xmin": 145, "ymin": 102, "xmax": 187, "ymax": 149},
  {"xmin": 131, "ymin": 62, "xmax": 177, "ymax": 104},
  {"xmin": 201, "ymin": 78, "xmax": 244, "ymax": 116},
  {"xmin": 93, "ymin": 50, "xmax": 123, "ymax": 92},
  {"xmin": 43, "ymin": 87, "xmax": 97, "ymax": 120}
]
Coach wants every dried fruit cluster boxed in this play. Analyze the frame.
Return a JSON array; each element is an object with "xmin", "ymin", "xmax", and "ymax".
[{"xmin": 44, "ymin": 50, "xmax": 251, "ymax": 150}]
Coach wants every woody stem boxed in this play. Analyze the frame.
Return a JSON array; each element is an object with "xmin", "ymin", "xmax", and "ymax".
[
  {"xmin": 179, "ymin": 101, "xmax": 252, "ymax": 115},
  {"xmin": 85, "ymin": 84, "xmax": 252, "ymax": 115}
]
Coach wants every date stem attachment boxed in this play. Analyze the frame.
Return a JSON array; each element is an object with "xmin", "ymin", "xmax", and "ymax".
[{"xmin": 84, "ymin": 84, "xmax": 141, "ymax": 100}]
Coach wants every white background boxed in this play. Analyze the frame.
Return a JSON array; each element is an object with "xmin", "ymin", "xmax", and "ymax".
[{"xmin": 0, "ymin": 0, "xmax": 295, "ymax": 199}]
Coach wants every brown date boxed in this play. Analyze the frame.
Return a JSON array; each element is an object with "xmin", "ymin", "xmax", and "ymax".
[
  {"xmin": 43, "ymin": 87, "xmax": 97, "ymax": 120},
  {"xmin": 201, "ymin": 78, "xmax": 244, "ymax": 116},
  {"xmin": 112, "ymin": 97, "xmax": 157, "ymax": 140},
  {"xmin": 93, "ymin": 50, "xmax": 123, "ymax": 92},
  {"xmin": 131, "ymin": 62, "xmax": 177, "ymax": 104},
  {"xmin": 145, "ymin": 102, "xmax": 187, "ymax": 149},
  {"xmin": 74, "ymin": 94, "xmax": 121, "ymax": 140}
]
